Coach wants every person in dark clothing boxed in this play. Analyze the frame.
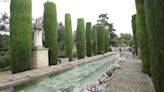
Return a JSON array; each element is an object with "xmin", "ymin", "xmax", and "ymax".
[
  {"xmin": 119, "ymin": 46, "xmax": 122, "ymax": 52},
  {"xmin": 132, "ymin": 45, "xmax": 135, "ymax": 57},
  {"xmin": 119, "ymin": 46, "xmax": 122, "ymax": 57}
]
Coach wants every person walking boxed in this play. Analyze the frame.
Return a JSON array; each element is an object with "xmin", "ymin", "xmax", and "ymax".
[
  {"xmin": 132, "ymin": 45, "xmax": 135, "ymax": 57},
  {"xmin": 119, "ymin": 46, "xmax": 122, "ymax": 57}
]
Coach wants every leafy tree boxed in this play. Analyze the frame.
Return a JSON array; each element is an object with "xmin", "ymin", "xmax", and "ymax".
[
  {"xmin": 86, "ymin": 22, "xmax": 92, "ymax": 57},
  {"xmin": 117, "ymin": 33, "xmax": 133, "ymax": 45},
  {"xmin": 65, "ymin": 13, "xmax": 73, "ymax": 61},
  {"xmin": 43, "ymin": 2, "xmax": 58, "ymax": 65},
  {"xmin": 76, "ymin": 18, "xmax": 86, "ymax": 59},
  {"xmin": 97, "ymin": 13, "xmax": 117, "ymax": 46},
  {"xmin": 145, "ymin": 0, "xmax": 164, "ymax": 91},
  {"xmin": 10, "ymin": 0, "xmax": 32, "ymax": 73}
]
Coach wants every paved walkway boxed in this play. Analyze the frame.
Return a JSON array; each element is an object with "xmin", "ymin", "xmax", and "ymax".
[{"xmin": 105, "ymin": 55, "xmax": 155, "ymax": 92}]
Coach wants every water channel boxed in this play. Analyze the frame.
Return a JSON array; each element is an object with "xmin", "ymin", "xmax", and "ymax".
[{"xmin": 1, "ymin": 53, "xmax": 124, "ymax": 92}]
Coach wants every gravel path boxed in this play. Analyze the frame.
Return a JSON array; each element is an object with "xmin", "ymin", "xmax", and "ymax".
[{"xmin": 105, "ymin": 55, "xmax": 156, "ymax": 92}]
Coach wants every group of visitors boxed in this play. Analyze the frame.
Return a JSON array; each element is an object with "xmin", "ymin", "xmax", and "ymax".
[{"xmin": 119, "ymin": 45, "xmax": 136, "ymax": 57}]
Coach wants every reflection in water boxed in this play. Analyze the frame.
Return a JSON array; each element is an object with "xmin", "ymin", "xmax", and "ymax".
[{"xmin": 1, "ymin": 53, "xmax": 122, "ymax": 92}]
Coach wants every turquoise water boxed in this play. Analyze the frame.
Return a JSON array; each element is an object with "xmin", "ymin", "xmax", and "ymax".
[{"xmin": 1, "ymin": 53, "xmax": 121, "ymax": 92}]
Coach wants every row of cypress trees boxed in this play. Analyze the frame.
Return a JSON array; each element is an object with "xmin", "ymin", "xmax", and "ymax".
[
  {"xmin": 43, "ymin": 2, "xmax": 58, "ymax": 65},
  {"xmin": 92, "ymin": 26, "xmax": 98, "ymax": 55},
  {"xmin": 10, "ymin": 1, "xmax": 73, "ymax": 73},
  {"xmin": 10, "ymin": 1, "xmax": 110, "ymax": 73},
  {"xmin": 135, "ymin": 0, "xmax": 151, "ymax": 75},
  {"xmin": 131, "ymin": 15, "xmax": 138, "ymax": 56},
  {"xmin": 10, "ymin": 0, "xmax": 32, "ymax": 73},
  {"xmin": 97, "ymin": 25, "xmax": 105, "ymax": 54},
  {"xmin": 76, "ymin": 18, "xmax": 86, "ymax": 59},
  {"xmin": 86, "ymin": 22, "xmax": 92, "ymax": 57},
  {"xmin": 133, "ymin": 0, "xmax": 164, "ymax": 91},
  {"xmin": 76, "ymin": 23, "xmax": 110, "ymax": 59},
  {"xmin": 145, "ymin": 0, "xmax": 164, "ymax": 92}
]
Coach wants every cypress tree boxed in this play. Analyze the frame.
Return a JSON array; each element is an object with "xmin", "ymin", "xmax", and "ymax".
[
  {"xmin": 132, "ymin": 14, "xmax": 138, "ymax": 55},
  {"xmin": 86, "ymin": 22, "xmax": 92, "ymax": 57},
  {"xmin": 76, "ymin": 18, "xmax": 85, "ymax": 59},
  {"xmin": 145, "ymin": 0, "xmax": 164, "ymax": 91},
  {"xmin": 43, "ymin": 2, "xmax": 58, "ymax": 65},
  {"xmin": 105, "ymin": 29, "xmax": 109, "ymax": 53},
  {"xmin": 97, "ymin": 25, "xmax": 105, "ymax": 54},
  {"xmin": 10, "ymin": 0, "xmax": 32, "ymax": 73},
  {"xmin": 135, "ymin": 0, "xmax": 151, "ymax": 75},
  {"xmin": 65, "ymin": 13, "xmax": 73, "ymax": 61},
  {"xmin": 92, "ymin": 26, "xmax": 97, "ymax": 55}
]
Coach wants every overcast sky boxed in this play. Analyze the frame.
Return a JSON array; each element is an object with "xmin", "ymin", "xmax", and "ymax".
[{"xmin": 0, "ymin": 0, "xmax": 136, "ymax": 35}]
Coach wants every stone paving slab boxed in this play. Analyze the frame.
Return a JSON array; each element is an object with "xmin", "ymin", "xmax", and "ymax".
[{"xmin": 105, "ymin": 56, "xmax": 156, "ymax": 92}]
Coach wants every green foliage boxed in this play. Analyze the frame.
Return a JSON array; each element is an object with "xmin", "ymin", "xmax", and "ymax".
[
  {"xmin": 0, "ymin": 35, "xmax": 10, "ymax": 69},
  {"xmin": 132, "ymin": 14, "xmax": 138, "ymax": 55},
  {"xmin": 43, "ymin": 2, "xmax": 58, "ymax": 65},
  {"xmin": 0, "ymin": 54, "xmax": 10, "ymax": 69},
  {"xmin": 65, "ymin": 13, "xmax": 73, "ymax": 61},
  {"xmin": 145, "ymin": 0, "xmax": 164, "ymax": 91},
  {"xmin": 0, "ymin": 35, "xmax": 10, "ymax": 50},
  {"xmin": 97, "ymin": 25, "xmax": 105, "ymax": 54},
  {"xmin": 92, "ymin": 26, "xmax": 97, "ymax": 55},
  {"xmin": 117, "ymin": 33, "xmax": 133, "ymax": 45},
  {"xmin": 86, "ymin": 22, "xmax": 92, "ymax": 57},
  {"xmin": 105, "ymin": 29, "xmax": 109, "ymax": 53},
  {"xmin": 10, "ymin": 0, "xmax": 32, "ymax": 73},
  {"xmin": 135, "ymin": 0, "xmax": 151, "ymax": 75},
  {"xmin": 76, "ymin": 18, "xmax": 86, "ymax": 59}
]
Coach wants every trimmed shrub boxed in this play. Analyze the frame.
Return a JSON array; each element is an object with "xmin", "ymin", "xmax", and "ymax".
[
  {"xmin": 76, "ymin": 18, "xmax": 86, "ymax": 59},
  {"xmin": 132, "ymin": 14, "xmax": 138, "ymax": 55},
  {"xmin": 86, "ymin": 22, "xmax": 92, "ymax": 57},
  {"xmin": 97, "ymin": 25, "xmax": 105, "ymax": 54},
  {"xmin": 135, "ymin": 0, "xmax": 151, "ymax": 75},
  {"xmin": 10, "ymin": 0, "xmax": 32, "ymax": 73},
  {"xmin": 92, "ymin": 26, "xmax": 97, "ymax": 55},
  {"xmin": 43, "ymin": 2, "xmax": 58, "ymax": 65},
  {"xmin": 145, "ymin": 0, "xmax": 164, "ymax": 91},
  {"xmin": 65, "ymin": 13, "xmax": 73, "ymax": 61},
  {"xmin": 105, "ymin": 29, "xmax": 109, "ymax": 53}
]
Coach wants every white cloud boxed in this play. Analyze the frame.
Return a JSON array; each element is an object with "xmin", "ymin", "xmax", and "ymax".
[{"xmin": 0, "ymin": 0, "xmax": 136, "ymax": 35}]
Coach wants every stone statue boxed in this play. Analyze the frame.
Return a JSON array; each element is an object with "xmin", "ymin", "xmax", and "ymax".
[
  {"xmin": 32, "ymin": 17, "xmax": 49, "ymax": 69},
  {"xmin": 33, "ymin": 17, "xmax": 43, "ymax": 47}
]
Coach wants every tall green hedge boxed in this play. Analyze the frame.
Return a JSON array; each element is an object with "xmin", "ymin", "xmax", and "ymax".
[
  {"xmin": 132, "ymin": 14, "xmax": 138, "ymax": 55},
  {"xmin": 135, "ymin": 0, "xmax": 151, "ymax": 75},
  {"xmin": 92, "ymin": 26, "xmax": 97, "ymax": 55},
  {"xmin": 76, "ymin": 18, "xmax": 85, "ymax": 59},
  {"xmin": 65, "ymin": 13, "xmax": 73, "ymax": 61},
  {"xmin": 10, "ymin": 0, "xmax": 32, "ymax": 73},
  {"xmin": 43, "ymin": 2, "xmax": 58, "ymax": 65},
  {"xmin": 97, "ymin": 25, "xmax": 105, "ymax": 54},
  {"xmin": 86, "ymin": 22, "xmax": 92, "ymax": 57},
  {"xmin": 105, "ymin": 29, "xmax": 109, "ymax": 53},
  {"xmin": 145, "ymin": 0, "xmax": 164, "ymax": 91}
]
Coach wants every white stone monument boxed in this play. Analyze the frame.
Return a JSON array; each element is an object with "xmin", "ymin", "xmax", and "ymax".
[{"xmin": 32, "ymin": 18, "xmax": 49, "ymax": 69}]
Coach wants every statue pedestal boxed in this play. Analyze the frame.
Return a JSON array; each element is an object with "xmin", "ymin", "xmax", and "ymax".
[{"xmin": 32, "ymin": 47, "xmax": 49, "ymax": 69}]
